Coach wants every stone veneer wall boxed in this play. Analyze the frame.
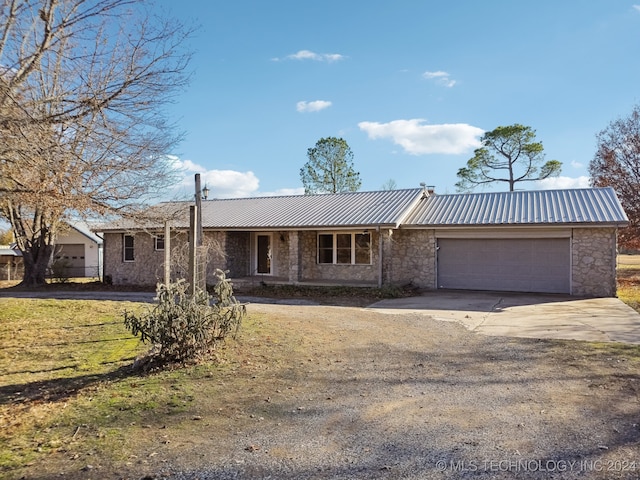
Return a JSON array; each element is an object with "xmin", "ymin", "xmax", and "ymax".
[
  {"xmin": 272, "ymin": 231, "xmax": 289, "ymax": 278},
  {"xmin": 571, "ymin": 227, "xmax": 618, "ymax": 297},
  {"xmin": 288, "ymin": 231, "xmax": 301, "ymax": 283},
  {"xmin": 104, "ymin": 232, "xmax": 165, "ymax": 285},
  {"xmin": 222, "ymin": 231, "xmax": 250, "ymax": 277},
  {"xmin": 386, "ymin": 229, "xmax": 436, "ymax": 288},
  {"xmin": 104, "ymin": 230, "xmax": 249, "ymax": 286},
  {"xmin": 104, "ymin": 227, "xmax": 619, "ymax": 295},
  {"xmin": 298, "ymin": 230, "xmax": 379, "ymax": 284}
]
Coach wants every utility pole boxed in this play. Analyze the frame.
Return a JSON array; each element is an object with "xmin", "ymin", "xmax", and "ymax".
[
  {"xmin": 189, "ymin": 173, "xmax": 206, "ymax": 295},
  {"xmin": 195, "ymin": 173, "xmax": 203, "ymax": 246},
  {"xmin": 164, "ymin": 220, "xmax": 171, "ymax": 285}
]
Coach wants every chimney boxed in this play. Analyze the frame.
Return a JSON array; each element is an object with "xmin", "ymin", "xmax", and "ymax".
[{"xmin": 420, "ymin": 183, "xmax": 435, "ymax": 198}]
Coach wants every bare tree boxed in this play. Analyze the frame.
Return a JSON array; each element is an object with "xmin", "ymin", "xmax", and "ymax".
[
  {"xmin": 0, "ymin": 0, "xmax": 192, "ymax": 285},
  {"xmin": 381, "ymin": 179, "xmax": 397, "ymax": 191},
  {"xmin": 590, "ymin": 104, "xmax": 640, "ymax": 249}
]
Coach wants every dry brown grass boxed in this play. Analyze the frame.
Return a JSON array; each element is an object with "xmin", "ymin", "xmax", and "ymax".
[
  {"xmin": 617, "ymin": 255, "xmax": 640, "ymax": 312},
  {"xmin": 0, "ymin": 258, "xmax": 639, "ymax": 478}
]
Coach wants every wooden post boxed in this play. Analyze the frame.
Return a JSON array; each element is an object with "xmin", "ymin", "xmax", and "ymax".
[
  {"xmin": 195, "ymin": 173, "xmax": 203, "ymax": 246},
  {"xmin": 188, "ymin": 205, "xmax": 197, "ymax": 295},
  {"xmin": 164, "ymin": 220, "xmax": 171, "ymax": 285}
]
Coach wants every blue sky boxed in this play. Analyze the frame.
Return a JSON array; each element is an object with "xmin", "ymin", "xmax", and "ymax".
[{"xmin": 163, "ymin": 0, "xmax": 640, "ymax": 199}]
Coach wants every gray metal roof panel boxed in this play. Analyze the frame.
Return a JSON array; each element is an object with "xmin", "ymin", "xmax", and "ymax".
[
  {"xmin": 403, "ymin": 187, "xmax": 629, "ymax": 226},
  {"xmin": 67, "ymin": 222, "xmax": 103, "ymax": 245},
  {"xmin": 200, "ymin": 188, "xmax": 423, "ymax": 229},
  {"xmin": 0, "ymin": 246, "xmax": 22, "ymax": 256},
  {"xmin": 98, "ymin": 188, "xmax": 424, "ymax": 231}
]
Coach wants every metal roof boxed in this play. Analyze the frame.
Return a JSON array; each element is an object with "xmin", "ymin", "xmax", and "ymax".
[
  {"xmin": 97, "ymin": 187, "xmax": 629, "ymax": 232},
  {"xmin": 67, "ymin": 222, "xmax": 103, "ymax": 245},
  {"xmin": 98, "ymin": 188, "xmax": 424, "ymax": 231},
  {"xmin": 402, "ymin": 187, "xmax": 629, "ymax": 227},
  {"xmin": 200, "ymin": 188, "xmax": 423, "ymax": 229},
  {"xmin": 0, "ymin": 246, "xmax": 21, "ymax": 257}
]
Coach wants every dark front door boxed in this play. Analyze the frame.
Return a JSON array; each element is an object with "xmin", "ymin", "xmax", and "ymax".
[{"xmin": 257, "ymin": 234, "xmax": 271, "ymax": 274}]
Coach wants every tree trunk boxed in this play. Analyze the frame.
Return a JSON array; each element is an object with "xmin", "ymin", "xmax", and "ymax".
[{"xmin": 19, "ymin": 243, "xmax": 53, "ymax": 287}]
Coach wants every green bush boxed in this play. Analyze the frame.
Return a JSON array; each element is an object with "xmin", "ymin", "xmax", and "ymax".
[
  {"xmin": 50, "ymin": 258, "xmax": 71, "ymax": 283},
  {"xmin": 124, "ymin": 269, "xmax": 245, "ymax": 366}
]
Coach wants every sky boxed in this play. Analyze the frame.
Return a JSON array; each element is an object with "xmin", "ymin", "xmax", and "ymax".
[{"xmin": 162, "ymin": 0, "xmax": 640, "ymax": 199}]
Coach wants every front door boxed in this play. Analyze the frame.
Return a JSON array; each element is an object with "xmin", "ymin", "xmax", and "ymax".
[{"xmin": 256, "ymin": 234, "xmax": 272, "ymax": 274}]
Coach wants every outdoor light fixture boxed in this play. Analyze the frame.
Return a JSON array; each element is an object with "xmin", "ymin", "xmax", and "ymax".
[{"xmin": 202, "ymin": 184, "xmax": 210, "ymax": 200}]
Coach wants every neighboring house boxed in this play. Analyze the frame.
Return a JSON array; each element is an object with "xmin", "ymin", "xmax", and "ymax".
[
  {"xmin": 0, "ymin": 244, "xmax": 23, "ymax": 281},
  {"xmin": 53, "ymin": 222, "xmax": 103, "ymax": 278},
  {"xmin": 97, "ymin": 187, "xmax": 628, "ymax": 297}
]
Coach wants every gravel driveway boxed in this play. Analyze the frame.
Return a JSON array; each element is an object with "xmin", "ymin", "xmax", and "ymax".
[{"xmin": 145, "ymin": 302, "xmax": 640, "ymax": 480}]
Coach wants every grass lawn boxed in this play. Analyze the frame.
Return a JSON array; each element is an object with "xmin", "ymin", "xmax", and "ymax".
[
  {"xmin": 1, "ymin": 257, "xmax": 640, "ymax": 478},
  {"xmin": 0, "ymin": 298, "xmax": 304, "ymax": 478},
  {"xmin": 617, "ymin": 254, "xmax": 640, "ymax": 312}
]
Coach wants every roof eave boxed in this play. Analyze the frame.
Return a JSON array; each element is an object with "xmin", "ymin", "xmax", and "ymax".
[{"xmin": 401, "ymin": 221, "xmax": 630, "ymax": 229}]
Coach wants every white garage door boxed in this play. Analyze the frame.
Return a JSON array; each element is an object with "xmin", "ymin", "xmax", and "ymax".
[{"xmin": 437, "ymin": 238, "xmax": 570, "ymax": 294}]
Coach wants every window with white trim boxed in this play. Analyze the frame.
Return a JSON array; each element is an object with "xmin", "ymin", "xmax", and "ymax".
[
  {"xmin": 154, "ymin": 234, "xmax": 165, "ymax": 251},
  {"xmin": 317, "ymin": 232, "xmax": 371, "ymax": 265},
  {"xmin": 123, "ymin": 234, "xmax": 135, "ymax": 262}
]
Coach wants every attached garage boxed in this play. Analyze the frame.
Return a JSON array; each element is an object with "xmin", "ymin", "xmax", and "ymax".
[
  {"xmin": 400, "ymin": 187, "xmax": 629, "ymax": 297},
  {"xmin": 436, "ymin": 237, "xmax": 570, "ymax": 293}
]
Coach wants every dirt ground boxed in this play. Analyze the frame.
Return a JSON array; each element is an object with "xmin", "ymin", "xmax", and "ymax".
[{"xmin": 19, "ymin": 299, "xmax": 640, "ymax": 480}]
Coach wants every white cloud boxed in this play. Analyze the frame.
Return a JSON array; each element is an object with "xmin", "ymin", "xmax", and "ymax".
[
  {"xmin": 172, "ymin": 158, "xmax": 204, "ymax": 172},
  {"xmin": 570, "ymin": 160, "xmax": 584, "ymax": 169},
  {"xmin": 273, "ymin": 50, "xmax": 346, "ymax": 62},
  {"xmin": 537, "ymin": 175, "xmax": 590, "ymax": 189},
  {"xmin": 170, "ymin": 158, "xmax": 260, "ymax": 198},
  {"xmin": 169, "ymin": 157, "xmax": 306, "ymax": 199},
  {"xmin": 358, "ymin": 119, "xmax": 484, "ymax": 155},
  {"xmin": 423, "ymin": 70, "xmax": 457, "ymax": 88},
  {"xmin": 296, "ymin": 100, "xmax": 332, "ymax": 112},
  {"xmin": 633, "ymin": 5, "xmax": 640, "ymax": 12},
  {"xmin": 259, "ymin": 187, "xmax": 306, "ymax": 197},
  {"xmin": 199, "ymin": 170, "xmax": 260, "ymax": 198}
]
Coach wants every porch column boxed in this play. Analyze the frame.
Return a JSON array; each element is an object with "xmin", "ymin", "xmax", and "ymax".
[
  {"xmin": 288, "ymin": 231, "xmax": 301, "ymax": 284},
  {"xmin": 379, "ymin": 228, "xmax": 394, "ymax": 288}
]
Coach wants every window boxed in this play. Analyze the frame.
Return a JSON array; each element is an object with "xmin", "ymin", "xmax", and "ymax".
[
  {"xmin": 123, "ymin": 234, "xmax": 135, "ymax": 262},
  {"xmin": 155, "ymin": 234, "xmax": 165, "ymax": 251},
  {"xmin": 336, "ymin": 234, "xmax": 352, "ymax": 264},
  {"xmin": 354, "ymin": 233, "xmax": 371, "ymax": 264},
  {"xmin": 318, "ymin": 234, "xmax": 334, "ymax": 264},
  {"xmin": 317, "ymin": 232, "xmax": 371, "ymax": 265}
]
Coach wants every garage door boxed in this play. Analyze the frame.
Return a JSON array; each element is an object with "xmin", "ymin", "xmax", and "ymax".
[
  {"xmin": 437, "ymin": 238, "xmax": 570, "ymax": 293},
  {"xmin": 54, "ymin": 244, "xmax": 86, "ymax": 277}
]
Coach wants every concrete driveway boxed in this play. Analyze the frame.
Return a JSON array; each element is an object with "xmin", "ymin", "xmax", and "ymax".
[{"xmin": 368, "ymin": 290, "xmax": 640, "ymax": 344}]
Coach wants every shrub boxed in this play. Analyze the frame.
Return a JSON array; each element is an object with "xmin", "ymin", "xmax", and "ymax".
[
  {"xmin": 124, "ymin": 269, "xmax": 245, "ymax": 366},
  {"xmin": 50, "ymin": 258, "xmax": 71, "ymax": 283}
]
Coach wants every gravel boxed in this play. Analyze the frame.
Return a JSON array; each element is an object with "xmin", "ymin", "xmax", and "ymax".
[{"xmin": 134, "ymin": 303, "xmax": 640, "ymax": 480}]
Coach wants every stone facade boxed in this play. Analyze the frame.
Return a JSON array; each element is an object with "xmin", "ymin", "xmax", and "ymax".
[
  {"xmin": 104, "ymin": 231, "xmax": 166, "ymax": 285},
  {"xmin": 103, "ymin": 230, "xmax": 243, "ymax": 285},
  {"xmin": 297, "ymin": 231, "xmax": 379, "ymax": 284},
  {"xmin": 103, "ymin": 226, "xmax": 621, "ymax": 297},
  {"xmin": 571, "ymin": 227, "xmax": 618, "ymax": 297},
  {"xmin": 386, "ymin": 229, "xmax": 437, "ymax": 288},
  {"xmin": 223, "ymin": 231, "xmax": 250, "ymax": 277}
]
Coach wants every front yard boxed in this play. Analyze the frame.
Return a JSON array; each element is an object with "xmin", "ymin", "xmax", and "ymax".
[{"xmin": 1, "ymin": 258, "xmax": 640, "ymax": 479}]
